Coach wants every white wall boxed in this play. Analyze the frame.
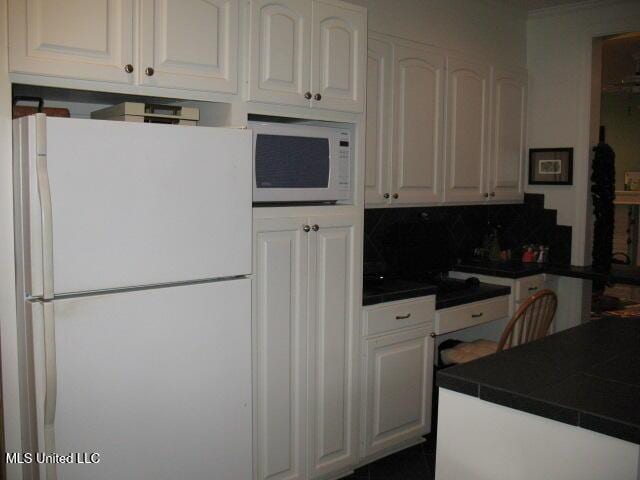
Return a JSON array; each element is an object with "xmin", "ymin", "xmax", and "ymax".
[
  {"xmin": 526, "ymin": 0, "xmax": 640, "ymax": 266},
  {"xmin": 344, "ymin": 0, "xmax": 527, "ymax": 66}
]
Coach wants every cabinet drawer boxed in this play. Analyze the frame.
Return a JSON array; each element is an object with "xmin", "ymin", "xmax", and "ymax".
[
  {"xmin": 515, "ymin": 275, "xmax": 545, "ymax": 302},
  {"xmin": 363, "ymin": 296, "xmax": 435, "ymax": 337},
  {"xmin": 435, "ymin": 296, "xmax": 509, "ymax": 335}
]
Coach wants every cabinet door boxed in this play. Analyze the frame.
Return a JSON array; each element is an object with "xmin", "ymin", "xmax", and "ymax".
[
  {"xmin": 254, "ymin": 217, "xmax": 309, "ymax": 480},
  {"xmin": 490, "ymin": 67, "xmax": 527, "ymax": 202},
  {"xmin": 9, "ymin": 0, "xmax": 135, "ymax": 84},
  {"xmin": 249, "ymin": 0, "xmax": 312, "ymax": 107},
  {"xmin": 139, "ymin": 0, "xmax": 238, "ymax": 93},
  {"xmin": 391, "ymin": 45, "xmax": 445, "ymax": 204},
  {"xmin": 365, "ymin": 37, "xmax": 393, "ymax": 206},
  {"xmin": 307, "ymin": 214, "xmax": 359, "ymax": 478},
  {"xmin": 311, "ymin": 0, "xmax": 366, "ymax": 113},
  {"xmin": 444, "ymin": 57, "xmax": 491, "ymax": 203},
  {"xmin": 363, "ymin": 327, "xmax": 433, "ymax": 458}
]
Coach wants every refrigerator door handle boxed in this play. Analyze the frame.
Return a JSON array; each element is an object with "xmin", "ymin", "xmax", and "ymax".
[
  {"xmin": 36, "ymin": 151, "xmax": 54, "ymax": 300},
  {"xmin": 43, "ymin": 302, "xmax": 58, "ymax": 480}
]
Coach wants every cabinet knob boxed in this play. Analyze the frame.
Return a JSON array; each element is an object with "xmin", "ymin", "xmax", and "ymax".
[
  {"xmin": 490, "ymin": 192, "xmax": 496, "ymax": 197},
  {"xmin": 312, "ymin": 224, "xmax": 319, "ymax": 231},
  {"xmin": 304, "ymin": 91, "xmax": 312, "ymax": 100},
  {"xmin": 314, "ymin": 93, "xmax": 322, "ymax": 101},
  {"xmin": 383, "ymin": 193, "xmax": 390, "ymax": 199},
  {"xmin": 483, "ymin": 192, "xmax": 489, "ymax": 198},
  {"xmin": 145, "ymin": 67, "xmax": 155, "ymax": 76},
  {"xmin": 124, "ymin": 64, "xmax": 134, "ymax": 73},
  {"xmin": 303, "ymin": 225, "xmax": 311, "ymax": 232},
  {"xmin": 430, "ymin": 332, "xmax": 436, "ymax": 338},
  {"xmin": 392, "ymin": 193, "xmax": 399, "ymax": 199}
]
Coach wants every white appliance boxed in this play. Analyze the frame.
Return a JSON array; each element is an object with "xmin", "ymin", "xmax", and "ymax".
[
  {"xmin": 249, "ymin": 121, "xmax": 352, "ymax": 203},
  {"xmin": 11, "ymin": 114, "xmax": 252, "ymax": 480}
]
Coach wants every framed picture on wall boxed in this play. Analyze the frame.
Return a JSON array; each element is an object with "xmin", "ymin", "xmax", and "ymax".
[{"xmin": 528, "ymin": 148, "xmax": 573, "ymax": 185}]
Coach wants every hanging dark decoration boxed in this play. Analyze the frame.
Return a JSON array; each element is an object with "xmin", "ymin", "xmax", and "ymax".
[{"xmin": 591, "ymin": 126, "xmax": 616, "ymax": 282}]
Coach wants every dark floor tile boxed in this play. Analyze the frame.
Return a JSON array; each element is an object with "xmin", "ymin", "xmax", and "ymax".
[{"xmin": 367, "ymin": 450, "xmax": 433, "ymax": 480}]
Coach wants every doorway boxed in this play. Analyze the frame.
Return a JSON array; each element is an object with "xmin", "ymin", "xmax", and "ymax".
[{"xmin": 591, "ymin": 32, "xmax": 640, "ymax": 314}]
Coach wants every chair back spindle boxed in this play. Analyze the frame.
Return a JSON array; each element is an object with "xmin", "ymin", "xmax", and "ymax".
[{"xmin": 497, "ymin": 290, "xmax": 557, "ymax": 351}]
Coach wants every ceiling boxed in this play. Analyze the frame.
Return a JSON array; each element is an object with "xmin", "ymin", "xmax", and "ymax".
[{"xmin": 501, "ymin": 0, "xmax": 586, "ymax": 11}]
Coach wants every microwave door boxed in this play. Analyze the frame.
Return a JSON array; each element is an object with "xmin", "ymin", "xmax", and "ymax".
[{"xmin": 254, "ymin": 133, "xmax": 333, "ymax": 202}]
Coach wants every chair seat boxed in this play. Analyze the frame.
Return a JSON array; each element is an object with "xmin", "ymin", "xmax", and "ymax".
[{"xmin": 441, "ymin": 339, "xmax": 499, "ymax": 365}]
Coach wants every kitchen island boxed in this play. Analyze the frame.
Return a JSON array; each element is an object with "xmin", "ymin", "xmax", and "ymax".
[{"xmin": 435, "ymin": 315, "xmax": 640, "ymax": 480}]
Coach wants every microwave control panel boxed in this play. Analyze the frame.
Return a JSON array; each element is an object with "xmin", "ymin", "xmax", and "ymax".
[{"xmin": 337, "ymin": 130, "xmax": 351, "ymax": 192}]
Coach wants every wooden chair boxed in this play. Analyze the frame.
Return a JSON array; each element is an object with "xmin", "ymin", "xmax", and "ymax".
[{"xmin": 440, "ymin": 290, "xmax": 558, "ymax": 365}]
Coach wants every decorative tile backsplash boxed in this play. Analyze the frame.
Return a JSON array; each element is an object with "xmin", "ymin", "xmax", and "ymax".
[{"xmin": 364, "ymin": 194, "xmax": 572, "ymax": 275}]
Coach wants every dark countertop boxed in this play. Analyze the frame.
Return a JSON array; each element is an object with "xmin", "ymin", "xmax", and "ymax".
[
  {"xmin": 435, "ymin": 283, "xmax": 511, "ymax": 310},
  {"xmin": 362, "ymin": 278, "xmax": 510, "ymax": 310},
  {"xmin": 362, "ymin": 279, "xmax": 438, "ymax": 306},
  {"xmin": 453, "ymin": 259, "xmax": 606, "ymax": 281},
  {"xmin": 437, "ymin": 315, "xmax": 640, "ymax": 445},
  {"xmin": 611, "ymin": 265, "xmax": 640, "ymax": 286}
]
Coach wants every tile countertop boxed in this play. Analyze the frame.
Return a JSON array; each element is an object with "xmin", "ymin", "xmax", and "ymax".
[
  {"xmin": 453, "ymin": 259, "xmax": 607, "ymax": 281},
  {"xmin": 362, "ymin": 279, "xmax": 438, "ymax": 306},
  {"xmin": 437, "ymin": 315, "xmax": 640, "ymax": 445},
  {"xmin": 362, "ymin": 279, "xmax": 511, "ymax": 310}
]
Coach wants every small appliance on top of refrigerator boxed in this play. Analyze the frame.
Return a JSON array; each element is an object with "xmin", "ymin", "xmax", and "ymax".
[{"xmin": 8, "ymin": 114, "xmax": 252, "ymax": 480}]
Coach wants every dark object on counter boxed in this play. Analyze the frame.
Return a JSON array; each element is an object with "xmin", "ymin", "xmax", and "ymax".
[
  {"xmin": 464, "ymin": 276, "xmax": 480, "ymax": 288},
  {"xmin": 12, "ymin": 96, "xmax": 70, "ymax": 119},
  {"xmin": 591, "ymin": 127, "xmax": 616, "ymax": 288}
]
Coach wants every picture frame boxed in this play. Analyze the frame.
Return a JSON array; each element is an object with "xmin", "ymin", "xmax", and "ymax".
[
  {"xmin": 624, "ymin": 171, "xmax": 640, "ymax": 191},
  {"xmin": 528, "ymin": 148, "xmax": 573, "ymax": 185}
]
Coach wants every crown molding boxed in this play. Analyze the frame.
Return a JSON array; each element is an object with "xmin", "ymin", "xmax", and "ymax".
[{"xmin": 528, "ymin": 0, "xmax": 632, "ymax": 18}]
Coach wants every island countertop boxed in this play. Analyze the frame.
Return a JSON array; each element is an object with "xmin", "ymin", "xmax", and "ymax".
[{"xmin": 437, "ymin": 315, "xmax": 640, "ymax": 445}]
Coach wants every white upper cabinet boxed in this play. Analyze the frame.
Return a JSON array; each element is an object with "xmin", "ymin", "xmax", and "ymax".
[
  {"xmin": 139, "ymin": 0, "xmax": 238, "ymax": 93},
  {"xmin": 248, "ymin": 0, "xmax": 366, "ymax": 112},
  {"xmin": 310, "ymin": 0, "xmax": 366, "ymax": 112},
  {"xmin": 9, "ymin": 0, "xmax": 135, "ymax": 84},
  {"xmin": 392, "ymin": 45, "xmax": 445, "ymax": 205},
  {"xmin": 248, "ymin": 0, "xmax": 312, "ymax": 107},
  {"xmin": 444, "ymin": 56, "xmax": 491, "ymax": 203},
  {"xmin": 489, "ymin": 67, "xmax": 527, "ymax": 202},
  {"xmin": 365, "ymin": 37, "xmax": 392, "ymax": 206},
  {"xmin": 9, "ymin": 0, "xmax": 239, "ymax": 95}
]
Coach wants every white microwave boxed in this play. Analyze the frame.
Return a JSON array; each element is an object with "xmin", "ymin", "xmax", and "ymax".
[{"xmin": 249, "ymin": 121, "xmax": 352, "ymax": 203}]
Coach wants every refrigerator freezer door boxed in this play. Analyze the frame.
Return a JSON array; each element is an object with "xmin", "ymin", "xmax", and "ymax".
[
  {"xmin": 30, "ymin": 278, "xmax": 252, "ymax": 480},
  {"xmin": 16, "ymin": 115, "xmax": 251, "ymax": 297}
]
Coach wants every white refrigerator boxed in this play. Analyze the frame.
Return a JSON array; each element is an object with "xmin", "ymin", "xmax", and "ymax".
[{"xmin": 11, "ymin": 114, "xmax": 253, "ymax": 480}]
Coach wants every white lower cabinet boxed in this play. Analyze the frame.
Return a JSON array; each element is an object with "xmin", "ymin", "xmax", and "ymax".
[
  {"xmin": 361, "ymin": 297, "xmax": 435, "ymax": 460},
  {"xmin": 253, "ymin": 213, "xmax": 360, "ymax": 480}
]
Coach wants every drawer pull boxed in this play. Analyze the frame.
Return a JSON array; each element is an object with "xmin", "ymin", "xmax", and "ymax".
[
  {"xmin": 395, "ymin": 313, "xmax": 411, "ymax": 320},
  {"xmin": 528, "ymin": 286, "xmax": 539, "ymax": 292},
  {"xmin": 471, "ymin": 313, "xmax": 484, "ymax": 318}
]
